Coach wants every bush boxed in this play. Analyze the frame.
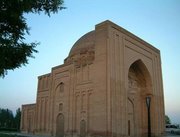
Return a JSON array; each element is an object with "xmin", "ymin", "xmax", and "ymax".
[{"xmin": 0, "ymin": 128, "xmax": 18, "ymax": 132}]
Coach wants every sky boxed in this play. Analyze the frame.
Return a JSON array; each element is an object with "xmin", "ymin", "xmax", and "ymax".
[{"xmin": 0, "ymin": 0, "xmax": 180, "ymax": 124}]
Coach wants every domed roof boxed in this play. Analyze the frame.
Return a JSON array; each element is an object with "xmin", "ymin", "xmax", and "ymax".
[{"xmin": 69, "ymin": 31, "xmax": 95, "ymax": 57}]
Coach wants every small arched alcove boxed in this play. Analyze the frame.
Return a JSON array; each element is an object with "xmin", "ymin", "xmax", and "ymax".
[
  {"xmin": 55, "ymin": 82, "xmax": 65, "ymax": 99},
  {"xmin": 80, "ymin": 120, "xmax": 86, "ymax": 137},
  {"xmin": 56, "ymin": 113, "xmax": 64, "ymax": 137},
  {"xmin": 127, "ymin": 59, "xmax": 153, "ymax": 137},
  {"xmin": 59, "ymin": 82, "xmax": 64, "ymax": 93}
]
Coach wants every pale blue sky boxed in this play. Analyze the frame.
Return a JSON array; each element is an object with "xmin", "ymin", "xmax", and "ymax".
[{"xmin": 0, "ymin": 0, "xmax": 180, "ymax": 124}]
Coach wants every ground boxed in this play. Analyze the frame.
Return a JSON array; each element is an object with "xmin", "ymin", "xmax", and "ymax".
[{"xmin": 0, "ymin": 132, "xmax": 180, "ymax": 137}]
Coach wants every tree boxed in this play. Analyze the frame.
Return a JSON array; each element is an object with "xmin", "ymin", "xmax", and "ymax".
[
  {"xmin": 14, "ymin": 108, "xmax": 21, "ymax": 131},
  {"xmin": 0, "ymin": 0, "xmax": 65, "ymax": 77},
  {"xmin": 0, "ymin": 108, "xmax": 21, "ymax": 131},
  {"xmin": 0, "ymin": 108, "xmax": 14, "ymax": 128},
  {"xmin": 165, "ymin": 115, "xmax": 171, "ymax": 124}
]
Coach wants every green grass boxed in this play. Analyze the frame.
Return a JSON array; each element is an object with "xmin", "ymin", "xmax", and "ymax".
[{"xmin": 0, "ymin": 133, "xmax": 26, "ymax": 137}]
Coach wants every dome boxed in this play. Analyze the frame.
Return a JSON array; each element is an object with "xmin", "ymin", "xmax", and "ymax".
[{"xmin": 69, "ymin": 31, "xmax": 95, "ymax": 57}]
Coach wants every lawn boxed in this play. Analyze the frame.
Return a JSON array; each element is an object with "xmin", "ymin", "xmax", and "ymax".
[{"xmin": 0, "ymin": 132, "xmax": 26, "ymax": 137}]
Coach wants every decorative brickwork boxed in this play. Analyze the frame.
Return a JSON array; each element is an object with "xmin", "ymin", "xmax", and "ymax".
[{"xmin": 21, "ymin": 21, "xmax": 165, "ymax": 137}]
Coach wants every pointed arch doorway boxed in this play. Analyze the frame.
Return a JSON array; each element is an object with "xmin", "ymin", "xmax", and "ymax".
[
  {"xmin": 128, "ymin": 59, "xmax": 152, "ymax": 137},
  {"xmin": 56, "ymin": 114, "xmax": 64, "ymax": 137}
]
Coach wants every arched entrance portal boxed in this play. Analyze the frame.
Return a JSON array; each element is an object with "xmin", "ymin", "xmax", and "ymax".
[
  {"xmin": 56, "ymin": 114, "xmax": 64, "ymax": 137},
  {"xmin": 128, "ymin": 59, "xmax": 152, "ymax": 137}
]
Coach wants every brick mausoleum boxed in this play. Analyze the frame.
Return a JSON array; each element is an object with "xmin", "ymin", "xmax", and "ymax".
[{"xmin": 21, "ymin": 20, "xmax": 165, "ymax": 137}]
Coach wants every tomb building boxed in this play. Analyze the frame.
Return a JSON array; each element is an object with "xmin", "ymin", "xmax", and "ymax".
[{"xmin": 21, "ymin": 20, "xmax": 165, "ymax": 137}]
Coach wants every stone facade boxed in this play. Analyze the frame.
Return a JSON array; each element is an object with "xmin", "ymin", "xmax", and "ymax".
[{"xmin": 21, "ymin": 20, "xmax": 165, "ymax": 137}]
